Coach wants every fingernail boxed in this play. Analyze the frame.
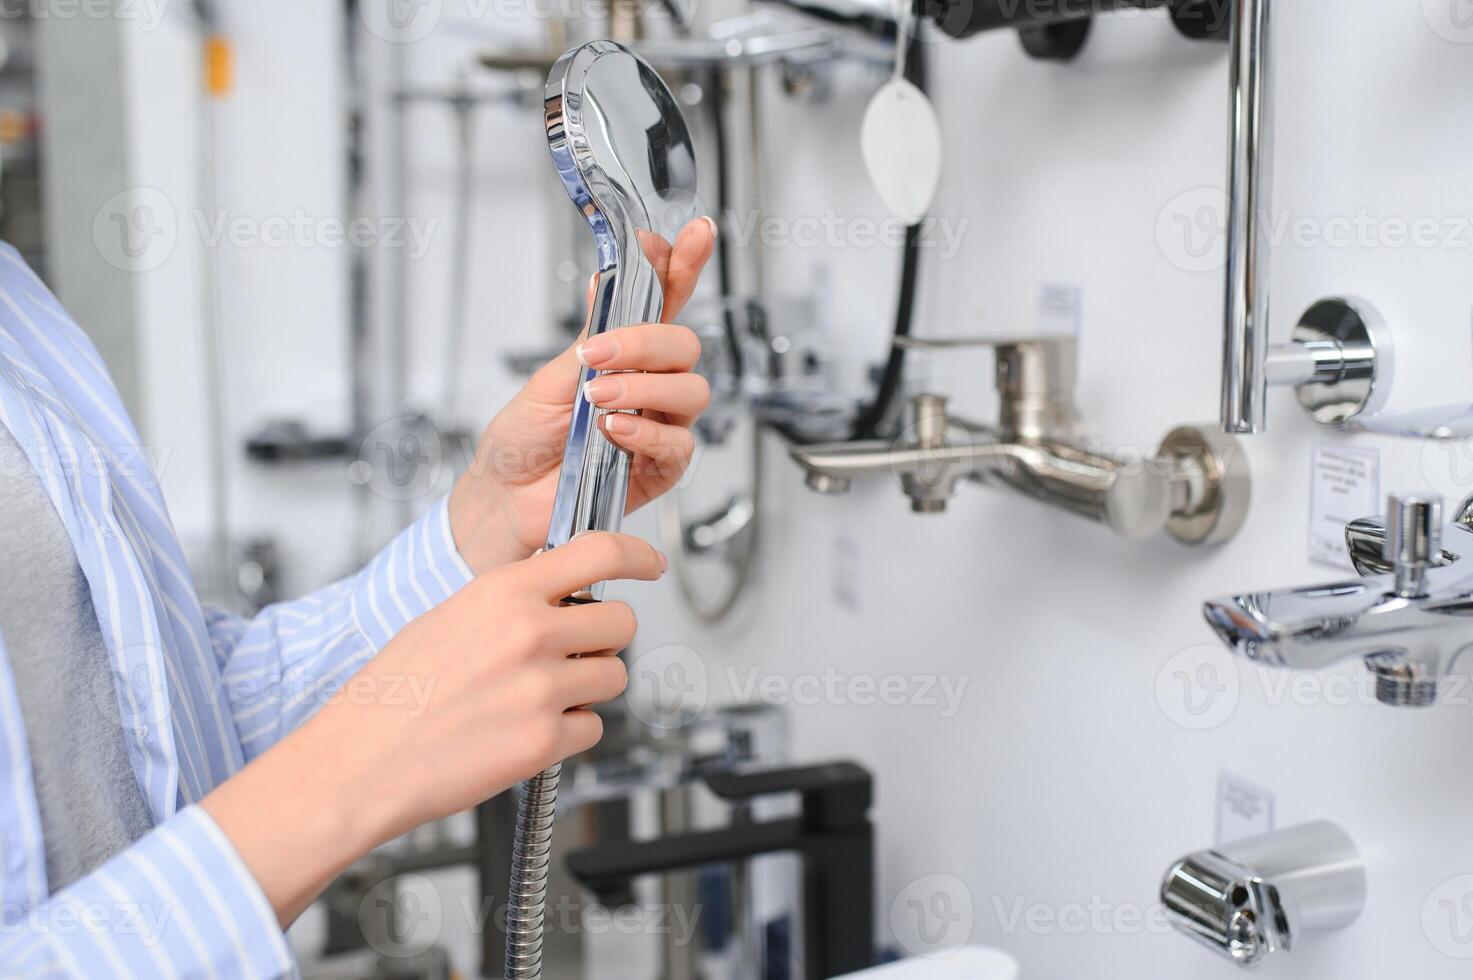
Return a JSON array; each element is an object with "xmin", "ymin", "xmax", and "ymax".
[
  {"xmin": 658, "ymin": 550, "xmax": 669, "ymax": 573},
  {"xmin": 702, "ymin": 215, "xmax": 718, "ymax": 240},
  {"xmin": 584, "ymin": 377, "xmax": 624, "ymax": 405},
  {"xmin": 605, "ymin": 413, "xmax": 638, "ymax": 436},
  {"xmin": 577, "ymin": 335, "xmax": 619, "ymax": 367}
]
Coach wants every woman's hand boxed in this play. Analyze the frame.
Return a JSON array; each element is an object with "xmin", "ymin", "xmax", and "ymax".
[
  {"xmin": 201, "ymin": 532, "xmax": 664, "ymax": 925},
  {"xmin": 450, "ymin": 217, "xmax": 716, "ymax": 573}
]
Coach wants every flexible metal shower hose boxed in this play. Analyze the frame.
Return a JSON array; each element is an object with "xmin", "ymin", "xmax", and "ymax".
[{"xmin": 504, "ymin": 762, "xmax": 561, "ymax": 978}]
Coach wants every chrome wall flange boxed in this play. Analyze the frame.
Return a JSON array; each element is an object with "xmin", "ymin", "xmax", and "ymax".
[
  {"xmin": 1159, "ymin": 425, "xmax": 1251, "ymax": 546},
  {"xmin": 1287, "ymin": 297, "xmax": 1393, "ymax": 425}
]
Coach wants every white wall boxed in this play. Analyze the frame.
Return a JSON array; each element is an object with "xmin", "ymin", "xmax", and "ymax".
[
  {"xmin": 628, "ymin": 4, "xmax": 1473, "ymax": 978},
  {"xmin": 55, "ymin": 0, "xmax": 1473, "ymax": 976}
]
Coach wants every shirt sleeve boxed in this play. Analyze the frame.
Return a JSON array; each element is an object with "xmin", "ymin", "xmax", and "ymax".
[
  {"xmin": 205, "ymin": 498, "xmax": 474, "ymax": 761},
  {"xmin": 0, "ymin": 807, "xmax": 296, "ymax": 979}
]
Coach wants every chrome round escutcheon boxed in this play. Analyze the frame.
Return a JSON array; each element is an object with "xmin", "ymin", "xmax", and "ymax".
[
  {"xmin": 1292, "ymin": 298, "xmax": 1390, "ymax": 425},
  {"xmin": 1160, "ymin": 425, "xmax": 1252, "ymax": 547}
]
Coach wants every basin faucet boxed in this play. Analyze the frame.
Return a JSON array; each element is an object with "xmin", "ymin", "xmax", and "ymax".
[
  {"xmin": 1203, "ymin": 491, "xmax": 1473, "ymax": 706},
  {"xmin": 788, "ymin": 336, "xmax": 1250, "ymax": 546}
]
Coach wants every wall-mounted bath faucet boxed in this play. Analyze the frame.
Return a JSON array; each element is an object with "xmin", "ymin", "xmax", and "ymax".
[
  {"xmin": 1203, "ymin": 491, "xmax": 1473, "ymax": 706},
  {"xmin": 789, "ymin": 336, "xmax": 1250, "ymax": 545},
  {"xmin": 1219, "ymin": 0, "xmax": 1392, "ymax": 434},
  {"xmin": 1161, "ymin": 821, "xmax": 1366, "ymax": 966}
]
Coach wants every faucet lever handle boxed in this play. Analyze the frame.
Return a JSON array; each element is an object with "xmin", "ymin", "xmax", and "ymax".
[{"xmin": 1386, "ymin": 492, "xmax": 1442, "ymax": 598}]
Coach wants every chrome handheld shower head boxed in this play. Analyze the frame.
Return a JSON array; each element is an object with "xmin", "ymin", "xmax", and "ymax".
[
  {"xmin": 542, "ymin": 41, "xmax": 698, "ymax": 586},
  {"xmin": 506, "ymin": 42, "xmax": 697, "ymax": 980}
]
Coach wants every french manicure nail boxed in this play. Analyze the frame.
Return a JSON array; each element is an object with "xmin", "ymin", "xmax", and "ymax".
[
  {"xmin": 605, "ymin": 413, "xmax": 638, "ymax": 436},
  {"xmin": 577, "ymin": 335, "xmax": 619, "ymax": 366},
  {"xmin": 702, "ymin": 215, "xmax": 719, "ymax": 240},
  {"xmin": 584, "ymin": 377, "xmax": 623, "ymax": 405}
]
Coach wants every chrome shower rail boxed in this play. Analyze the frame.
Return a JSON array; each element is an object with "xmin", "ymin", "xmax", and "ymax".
[{"xmin": 1218, "ymin": 0, "xmax": 1389, "ymax": 434}]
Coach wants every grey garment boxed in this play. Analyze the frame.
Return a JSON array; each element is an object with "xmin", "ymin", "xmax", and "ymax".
[{"xmin": 0, "ymin": 424, "xmax": 152, "ymax": 892}]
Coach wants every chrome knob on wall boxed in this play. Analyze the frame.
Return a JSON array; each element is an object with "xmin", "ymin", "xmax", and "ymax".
[{"xmin": 1161, "ymin": 821, "xmax": 1366, "ymax": 967}]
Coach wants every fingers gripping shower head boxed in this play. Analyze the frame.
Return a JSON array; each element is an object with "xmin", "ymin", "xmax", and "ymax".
[{"xmin": 542, "ymin": 41, "xmax": 698, "ymax": 588}]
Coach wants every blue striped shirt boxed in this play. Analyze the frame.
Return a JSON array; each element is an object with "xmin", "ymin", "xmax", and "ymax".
[{"xmin": 0, "ymin": 243, "xmax": 474, "ymax": 976}]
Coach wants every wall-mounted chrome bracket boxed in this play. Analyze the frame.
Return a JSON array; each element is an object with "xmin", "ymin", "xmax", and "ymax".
[
  {"xmin": 1219, "ymin": 0, "xmax": 1394, "ymax": 434},
  {"xmin": 1161, "ymin": 821, "xmax": 1367, "ymax": 967}
]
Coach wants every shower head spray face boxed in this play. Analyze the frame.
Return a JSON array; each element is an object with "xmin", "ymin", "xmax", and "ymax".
[{"xmin": 542, "ymin": 40, "xmax": 698, "ymax": 594}]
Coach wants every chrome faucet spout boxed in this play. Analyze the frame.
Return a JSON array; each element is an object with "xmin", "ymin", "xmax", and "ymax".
[
  {"xmin": 1202, "ymin": 492, "xmax": 1473, "ymax": 706},
  {"xmin": 788, "ymin": 433, "xmax": 1012, "ymax": 513}
]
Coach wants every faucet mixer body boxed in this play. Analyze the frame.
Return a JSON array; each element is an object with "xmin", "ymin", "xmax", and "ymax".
[
  {"xmin": 789, "ymin": 336, "xmax": 1249, "ymax": 546},
  {"xmin": 1204, "ymin": 492, "xmax": 1473, "ymax": 706}
]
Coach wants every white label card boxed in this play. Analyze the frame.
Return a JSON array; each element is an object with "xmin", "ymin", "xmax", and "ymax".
[
  {"xmin": 1037, "ymin": 283, "xmax": 1082, "ymax": 337},
  {"xmin": 1215, "ymin": 772, "xmax": 1275, "ymax": 845},
  {"xmin": 1309, "ymin": 444, "xmax": 1381, "ymax": 570}
]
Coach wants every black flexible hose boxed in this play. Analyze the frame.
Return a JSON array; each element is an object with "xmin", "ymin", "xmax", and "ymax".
[
  {"xmin": 768, "ymin": 19, "xmax": 927, "ymax": 445},
  {"xmin": 706, "ymin": 66, "xmax": 745, "ymax": 384},
  {"xmin": 756, "ymin": 0, "xmax": 899, "ymax": 41}
]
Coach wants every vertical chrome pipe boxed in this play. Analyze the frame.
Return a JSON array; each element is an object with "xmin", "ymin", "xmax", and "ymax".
[{"xmin": 1221, "ymin": 0, "xmax": 1274, "ymax": 434}]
